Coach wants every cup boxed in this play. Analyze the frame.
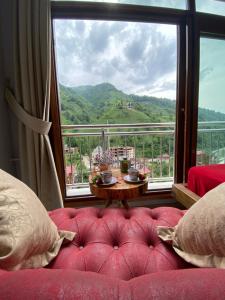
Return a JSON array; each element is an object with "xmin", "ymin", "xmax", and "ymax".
[
  {"xmin": 100, "ymin": 170, "xmax": 112, "ymax": 184},
  {"xmin": 128, "ymin": 168, "xmax": 139, "ymax": 181}
]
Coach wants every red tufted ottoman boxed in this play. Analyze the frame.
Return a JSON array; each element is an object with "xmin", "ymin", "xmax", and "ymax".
[{"xmin": 1, "ymin": 207, "xmax": 225, "ymax": 299}]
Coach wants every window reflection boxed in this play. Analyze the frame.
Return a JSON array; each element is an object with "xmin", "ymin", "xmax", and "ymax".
[
  {"xmin": 196, "ymin": 0, "xmax": 225, "ymax": 16},
  {"xmin": 52, "ymin": 0, "xmax": 186, "ymax": 10},
  {"xmin": 197, "ymin": 37, "xmax": 225, "ymax": 166}
]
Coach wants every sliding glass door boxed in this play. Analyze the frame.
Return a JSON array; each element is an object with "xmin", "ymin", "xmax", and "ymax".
[{"xmin": 197, "ymin": 37, "xmax": 225, "ymax": 165}]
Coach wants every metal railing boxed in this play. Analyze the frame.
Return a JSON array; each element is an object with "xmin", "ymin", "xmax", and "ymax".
[
  {"xmin": 61, "ymin": 121, "xmax": 225, "ymax": 194},
  {"xmin": 197, "ymin": 121, "xmax": 225, "ymax": 165}
]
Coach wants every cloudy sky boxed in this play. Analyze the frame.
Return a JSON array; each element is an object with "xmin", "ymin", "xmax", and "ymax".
[
  {"xmin": 54, "ymin": 1, "xmax": 225, "ymax": 113},
  {"xmin": 199, "ymin": 38, "xmax": 225, "ymax": 113},
  {"xmin": 55, "ymin": 0, "xmax": 185, "ymax": 9},
  {"xmin": 55, "ymin": 0, "xmax": 225, "ymax": 16},
  {"xmin": 54, "ymin": 20, "xmax": 177, "ymax": 99}
]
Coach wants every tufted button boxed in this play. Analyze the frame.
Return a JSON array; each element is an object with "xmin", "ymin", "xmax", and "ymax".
[
  {"xmin": 150, "ymin": 212, "xmax": 158, "ymax": 220},
  {"xmin": 79, "ymin": 246, "xmax": 84, "ymax": 250},
  {"xmin": 114, "ymin": 246, "xmax": 119, "ymax": 250},
  {"xmin": 149, "ymin": 245, "xmax": 154, "ymax": 249}
]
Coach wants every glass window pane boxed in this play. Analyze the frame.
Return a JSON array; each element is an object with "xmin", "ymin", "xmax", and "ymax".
[
  {"xmin": 196, "ymin": 0, "xmax": 225, "ymax": 17},
  {"xmin": 54, "ymin": 20, "xmax": 177, "ymax": 119},
  {"xmin": 197, "ymin": 37, "xmax": 225, "ymax": 166},
  {"xmin": 52, "ymin": 0, "xmax": 186, "ymax": 10},
  {"xmin": 53, "ymin": 19, "xmax": 178, "ymax": 195}
]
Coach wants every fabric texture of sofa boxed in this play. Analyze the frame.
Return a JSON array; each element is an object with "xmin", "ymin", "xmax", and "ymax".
[{"xmin": 0, "ymin": 206, "xmax": 225, "ymax": 299}]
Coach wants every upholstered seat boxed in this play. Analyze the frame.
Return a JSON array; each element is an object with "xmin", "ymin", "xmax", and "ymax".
[
  {"xmin": 48, "ymin": 207, "xmax": 190, "ymax": 280},
  {"xmin": 1, "ymin": 207, "xmax": 225, "ymax": 300}
]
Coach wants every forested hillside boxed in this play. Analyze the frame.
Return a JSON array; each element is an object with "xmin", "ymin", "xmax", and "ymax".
[
  {"xmin": 60, "ymin": 83, "xmax": 225, "ymax": 180},
  {"xmin": 59, "ymin": 83, "xmax": 225, "ymax": 125}
]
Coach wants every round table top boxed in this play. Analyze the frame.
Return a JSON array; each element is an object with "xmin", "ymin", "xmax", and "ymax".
[{"xmin": 89, "ymin": 169, "xmax": 148, "ymax": 201}]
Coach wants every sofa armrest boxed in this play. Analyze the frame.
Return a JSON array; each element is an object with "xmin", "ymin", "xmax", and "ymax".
[
  {"xmin": 0, "ymin": 269, "xmax": 123, "ymax": 300},
  {"xmin": 172, "ymin": 183, "xmax": 200, "ymax": 208},
  {"xmin": 132, "ymin": 268, "xmax": 225, "ymax": 300},
  {"xmin": 0, "ymin": 268, "xmax": 225, "ymax": 300}
]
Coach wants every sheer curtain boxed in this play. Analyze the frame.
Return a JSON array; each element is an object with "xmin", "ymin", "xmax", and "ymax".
[{"xmin": 5, "ymin": 0, "xmax": 63, "ymax": 210}]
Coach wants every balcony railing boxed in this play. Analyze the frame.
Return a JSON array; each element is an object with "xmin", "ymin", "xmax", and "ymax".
[{"xmin": 61, "ymin": 121, "xmax": 225, "ymax": 196}]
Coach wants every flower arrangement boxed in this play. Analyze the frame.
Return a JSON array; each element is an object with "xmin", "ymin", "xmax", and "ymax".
[
  {"xmin": 92, "ymin": 130, "xmax": 114, "ymax": 171},
  {"xmin": 95, "ymin": 149, "xmax": 114, "ymax": 166}
]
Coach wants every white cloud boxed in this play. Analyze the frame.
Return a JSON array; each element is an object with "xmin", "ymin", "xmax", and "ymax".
[{"xmin": 54, "ymin": 20, "xmax": 177, "ymax": 99}]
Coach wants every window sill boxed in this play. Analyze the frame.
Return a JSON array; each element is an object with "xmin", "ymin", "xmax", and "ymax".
[{"xmin": 66, "ymin": 180, "xmax": 173, "ymax": 198}]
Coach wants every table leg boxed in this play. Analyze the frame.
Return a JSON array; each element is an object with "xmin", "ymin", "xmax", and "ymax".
[
  {"xmin": 105, "ymin": 198, "xmax": 129, "ymax": 208},
  {"xmin": 105, "ymin": 198, "xmax": 112, "ymax": 208},
  {"xmin": 121, "ymin": 199, "xmax": 129, "ymax": 209}
]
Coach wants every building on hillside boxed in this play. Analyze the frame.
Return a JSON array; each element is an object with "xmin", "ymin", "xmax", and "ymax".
[
  {"xmin": 116, "ymin": 101, "xmax": 133, "ymax": 109},
  {"xmin": 156, "ymin": 154, "xmax": 170, "ymax": 162},
  {"xmin": 64, "ymin": 144, "xmax": 79, "ymax": 155},
  {"xmin": 65, "ymin": 165, "xmax": 76, "ymax": 184},
  {"xmin": 196, "ymin": 150, "xmax": 207, "ymax": 165},
  {"xmin": 110, "ymin": 146, "xmax": 135, "ymax": 161},
  {"xmin": 91, "ymin": 146, "xmax": 135, "ymax": 165}
]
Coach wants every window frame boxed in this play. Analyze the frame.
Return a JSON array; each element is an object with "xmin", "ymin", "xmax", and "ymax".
[
  {"xmin": 50, "ymin": 0, "xmax": 225, "ymax": 204},
  {"xmin": 184, "ymin": 10, "xmax": 225, "ymax": 180}
]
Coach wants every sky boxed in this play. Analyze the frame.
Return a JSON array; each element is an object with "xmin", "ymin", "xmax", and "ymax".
[
  {"xmin": 54, "ymin": 20, "xmax": 177, "ymax": 100},
  {"xmin": 54, "ymin": 0, "xmax": 185, "ymax": 9},
  {"xmin": 199, "ymin": 38, "xmax": 225, "ymax": 114},
  {"xmin": 54, "ymin": 0, "xmax": 225, "ymax": 16},
  {"xmin": 54, "ymin": 0, "xmax": 225, "ymax": 113}
]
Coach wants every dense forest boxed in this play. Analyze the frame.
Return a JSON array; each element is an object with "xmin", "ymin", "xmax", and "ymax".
[{"xmin": 60, "ymin": 82, "xmax": 225, "ymax": 125}]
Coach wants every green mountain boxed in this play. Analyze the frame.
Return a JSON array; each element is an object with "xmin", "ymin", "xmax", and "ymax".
[
  {"xmin": 60, "ymin": 83, "xmax": 225, "ymax": 178},
  {"xmin": 59, "ymin": 83, "xmax": 225, "ymax": 125},
  {"xmin": 72, "ymin": 83, "xmax": 130, "ymax": 107},
  {"xmin": 60, "ymin": 83, "xmax": 176, "ymax": 124},
  {"xmin": 59, "ymin": 84, "xmax": 94, "ymax": 125}
]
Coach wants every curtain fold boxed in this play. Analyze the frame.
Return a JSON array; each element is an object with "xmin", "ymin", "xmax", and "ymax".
[
  {"xmin": 5, "ymin": 88, "xmax": 51, "ymax": 135},
  {"xmin": 6, "ymin": 0, "xmax": 63, "ymax": 210}
]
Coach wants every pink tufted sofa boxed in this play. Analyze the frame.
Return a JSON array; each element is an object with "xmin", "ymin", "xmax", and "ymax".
[{"xmin": 1, "ymin": 207, "xmax": 225, "ymax": 299}]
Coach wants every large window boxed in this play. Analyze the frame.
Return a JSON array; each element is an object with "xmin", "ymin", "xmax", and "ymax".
[
  {"xmin": 53, "ymin": 19, "xmax": 178, "ymax": 197},
  {"xmin": 51, "ymin": 1, "xmax": 225, "ymax": 201},
  {"xmin": 197, "ymin": 37, "xmax": 225, "ymax": 165}
]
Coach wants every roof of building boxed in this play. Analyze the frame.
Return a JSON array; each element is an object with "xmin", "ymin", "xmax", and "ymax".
[{"xmin": 65, "ymin": 165, "xmax": 75, "ymax": 176}]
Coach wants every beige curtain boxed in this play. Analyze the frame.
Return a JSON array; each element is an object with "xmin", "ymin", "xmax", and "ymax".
[{"xmin": 5, "ymin": 0, "xmax": 63, "ymax": 210}]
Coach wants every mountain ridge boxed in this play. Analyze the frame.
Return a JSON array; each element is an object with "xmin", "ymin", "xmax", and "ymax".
[{"xmin": 59, "ymin": 83, "xmax": 225, "ymax": 125}]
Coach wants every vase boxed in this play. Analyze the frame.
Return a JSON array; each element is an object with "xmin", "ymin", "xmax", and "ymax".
[{"xmin": 99, "ymin": 163, "xmax": 109, "ymax": 172}]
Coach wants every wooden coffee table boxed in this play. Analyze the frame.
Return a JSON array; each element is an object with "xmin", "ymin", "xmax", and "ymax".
[{"xmin": 89, "ymin": 169, "xmax": 148, "ymax": 208}]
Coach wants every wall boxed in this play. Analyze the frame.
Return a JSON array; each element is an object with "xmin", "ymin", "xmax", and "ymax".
[{"xmin": 0, "ymin": 0, "xmax": 17, "ymax": 175}]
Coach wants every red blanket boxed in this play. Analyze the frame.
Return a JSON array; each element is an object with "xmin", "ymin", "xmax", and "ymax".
[{"xmin": 188, "ymin": 164, "xmax": 225, "ymax": 197}]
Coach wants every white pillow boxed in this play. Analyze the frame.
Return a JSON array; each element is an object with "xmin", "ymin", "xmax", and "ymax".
[
  {"xmin": 0, "ymin": 169, "xmax": 75, "ymax": 270},
  {"xmin": 157, "ymin": 183, "xmax": 225, "ymax": 268}
]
